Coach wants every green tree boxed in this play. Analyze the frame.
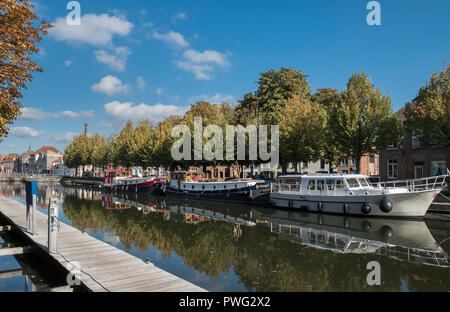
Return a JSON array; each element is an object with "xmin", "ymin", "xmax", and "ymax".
[
  {"xmin": 279, "ymin": 93, "xmax": 327, "ymax": 171},
  {"xmin": 312, "ymin": 88, "xmax": 344, "ymax": 172},
  {"xmin": 236, "ymin": 67, "xmax": 311, "ymax": 126},
  {"xmin": 0, "ymin": 0, "xmax": 51, "ymax": 140},
  {"xmin": 405, "ymin": 63, "xmax": 450, "ymax": 147},
  {"xmin": 328, "ymin": 71, "xmax": 403, "ymax": 173}
]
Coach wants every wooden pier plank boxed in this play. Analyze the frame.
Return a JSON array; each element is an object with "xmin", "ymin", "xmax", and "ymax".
[
  {"xmin": 0, "ymin": 197, "xmax": 206, "ymax": 292},
  {"xmin": 0, "ymin": 268, "xmax": 23, "ymax": 279},
  {"xmin": 0, "ymin": 225, "xmax": 12, "ymax": 232},
  {"xmin": 0, "ymin": 246, "xmax": 37, "ymax": 257}
]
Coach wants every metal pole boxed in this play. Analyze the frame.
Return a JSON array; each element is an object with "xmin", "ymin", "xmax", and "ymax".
[
  {"xmin": 48, "ymin": 198, "xmax": 59, "ymax": 254},
  {"xmin": 32, "ymin": 194, "xmax": 37, "ymax": 235}
]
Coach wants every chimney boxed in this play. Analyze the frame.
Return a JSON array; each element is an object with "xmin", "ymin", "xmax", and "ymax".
[{"xmin": 84, "ymin": 123, "xmax": 88, "ymax": 137}]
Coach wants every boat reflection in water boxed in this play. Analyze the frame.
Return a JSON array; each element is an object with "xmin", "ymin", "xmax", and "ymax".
[
  {"xmin": 101, "ymin": 195, "xmax": 256, "ymax": 227},
  {"xmin": 250, "ymin": 209, "xmax": 449, "ymax": 268},
  {"xmin": 101, "ymin": 194, "xmax": 448, "ymax": 269}
]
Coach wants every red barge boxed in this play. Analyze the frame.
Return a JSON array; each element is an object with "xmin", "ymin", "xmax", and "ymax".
[{"xmin": 103, "ymin": 169, "xmax": 165, "ymax": 193}]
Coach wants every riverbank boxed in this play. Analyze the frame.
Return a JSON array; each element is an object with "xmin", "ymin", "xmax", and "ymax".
[{"xmin": 0, "ymin": 175, "xmax": 61, "ymax": 184}]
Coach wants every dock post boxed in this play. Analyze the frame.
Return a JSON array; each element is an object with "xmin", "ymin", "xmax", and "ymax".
[
  {"xmin": 25, "ymin": 181, "xmax": 37, "ymax": 235},
  {"xmin": 48, "ymin": 198, "xmax": 59, "ymax": 254}
]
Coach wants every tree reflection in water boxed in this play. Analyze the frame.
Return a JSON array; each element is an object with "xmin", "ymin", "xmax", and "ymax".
[{"xmin": 58, "ymin": 190, "xmax": 450, "ymax": 292}]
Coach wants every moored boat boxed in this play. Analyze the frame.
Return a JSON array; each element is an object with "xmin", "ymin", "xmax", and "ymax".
[
  {"xmin": 270, "ymin": 173, "xmax": 448, "ymax": 217},
  {"xmin": 157, "ymin": 170, "xmax": 272, "ymax": 204},
  {"xmin": 103, "ymin": 169, "xmax": 165, "ymax": 193}
]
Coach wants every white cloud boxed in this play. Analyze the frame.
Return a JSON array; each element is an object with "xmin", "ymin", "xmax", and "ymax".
[
  {"xmin": 174, "ymin": 61, "xmax": 213, "ymax": 80},
  {"xmin": 10, "ymin": 127, "xmax": 40, "ymax": 138},
  {"xmin": 182, "ymin": 49, "xmax": 229, "ymax": 66},
  {"xmin": 136, "ymin": 76, "xmax": 147, "ymax": 91},
  {"xmin": 188, "ymin": 93, "xmax": 235, "ymax": 104},
  {"xmin": 175, "ymin": 49, "xmax": 229, "ymax": 80},
  {"xmin": 51, "ymin": 132, "xmax": 77, "ymax": 144},
  {"xmin": 20, "ymin": 107, "xmax": 57, "ymax": 121},
  {"xmin": 19, "ymin": 107, "xmax": 94, "ymax": 121},
  {"xmin": 60, "ymin": 110, "xmax": 96, "ymax": 119},
  {"xmin": 152, "ymin": 30, "xmax": 189, "ymax": 48},
  {"xmin": 171, "ymin": 12, "xmax": 187, "ymax": 23},
  {"xmin": 64, "ymin": 60, "xmax": 73, "ymax": 67},
  {"xmin": 92, "ymin": 75, "xmax": 129, "ymax": 95},
  {"xmin": 155, "ymin": 88, "xmax": 165, "ymax": 95},
  {"xmin": 50, "ymin": 13, "xmax": 134, "ymax": 46},
  {"xmin": 94, "ymin": 46, "xmax": 131, "ymax": 71},
  {"xmin": 104, "ymin": 101, "xmax": 188, "ymax": 123}
]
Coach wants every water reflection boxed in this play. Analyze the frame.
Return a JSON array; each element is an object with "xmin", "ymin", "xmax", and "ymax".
[{"xmin": 1, "ymin": 183, "xmax": 450, "ymax": 291}]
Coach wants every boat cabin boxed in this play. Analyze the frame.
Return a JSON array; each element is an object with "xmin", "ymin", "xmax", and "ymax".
[
  {"xmin": 170, "ymin": 171, "xmax": 207, "ymax": 182},
  {"xmin": 277, "ymin": 174, "xmax": 304, "ymax": 185},
  {"xmin": 104, "ymin": 169, "xmax": 129, "ymax": 184},
  {"xmin": 275, "ymin": 174, "xmax": 376, "ymax": 195}
]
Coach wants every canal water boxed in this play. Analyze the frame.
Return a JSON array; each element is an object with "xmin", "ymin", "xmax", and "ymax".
[{"xmin": 1, "ymin": 182, "xmax": 449, "ymax": 292}]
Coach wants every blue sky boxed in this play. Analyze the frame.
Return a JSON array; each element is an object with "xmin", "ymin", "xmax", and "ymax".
[{"xmin": 2, "ymin": 0, "xmax": 449, "ymax": 154}]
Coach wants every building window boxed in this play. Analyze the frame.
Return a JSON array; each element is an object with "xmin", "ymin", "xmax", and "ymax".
[
  {"xmin": 388, "ymin": 159, "xmax": 398, "ymax": 179},
  {"xmin": 340, "ymin": 159, "xmax": 348, "ymax": 166},
  {"xmin": 431, "ymin": 161, "xmax": 446, "ymax": 176},
  {"xmin": 342, "ymin": 170, "xmax": 349, "ymax": 174},
  {"xmin": 412, "ymin": 135, "xmax": 420, "ymax": 149},
  {"xmin": 414, "ymin": 165, "xmax": 424, "ymax": 179},
  {"xmin": 320, "ymin": 158, "xmax": 326, "ymax": 170}
]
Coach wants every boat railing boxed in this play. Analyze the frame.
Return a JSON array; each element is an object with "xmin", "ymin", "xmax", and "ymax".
[{"xmin": 375, "ymin": 175, "xmax": 448, "ymax": 192}]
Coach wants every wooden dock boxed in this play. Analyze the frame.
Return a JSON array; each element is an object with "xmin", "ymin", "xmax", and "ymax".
[{"xmin": 0, "ymin": 197, "xmax": 206, "ymax": 292}]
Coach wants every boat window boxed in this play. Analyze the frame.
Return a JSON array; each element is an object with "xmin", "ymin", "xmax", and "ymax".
[
  {"xmin": 358, "ymin": 178, "xmax": 369, "ymax": 187},
  {"xmin": 224, "ymin": 185, "xmax": 227, "ymax": 189},
  {"xmin": 336, "ymin": 180, "xmax": 345, "ymax": 189},
  {"xmin": 317, "ymin": 180, "xmax": 325, "ymax": 190},
  {"xmin": 307, "ymin": 180, "xmax": 315, "ymax": 190},
  {"xmin": 202, "ymin": 185, "xmax": 205, "ymax": 190},
  {"xmin": 213, "ymin": 185, "xmax": 216, "ymax": 190},
  {"xmin": 192, "ymin": 185, "xmax": 194, "ymax": 190},
  {"xmin": 346, "ymin": 178, "xmax": 360, "ymax": 188},
  {"xmin": 326, "ymin": 180, "xmax": 335, "ymax": 190}
]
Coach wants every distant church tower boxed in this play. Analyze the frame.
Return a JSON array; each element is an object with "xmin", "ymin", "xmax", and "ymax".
[{"xmin": 84, "ymin": 123, "xmax": 88, "ymax": 136}]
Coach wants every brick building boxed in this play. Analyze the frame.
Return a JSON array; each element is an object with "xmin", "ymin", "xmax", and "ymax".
[
  {"xmin": 379, "ymin": 104, "xmax": 449, "ymax": 181},
  {"xmin": 336, "ymin": 155, "xmax": 379, "ymax": 176}
]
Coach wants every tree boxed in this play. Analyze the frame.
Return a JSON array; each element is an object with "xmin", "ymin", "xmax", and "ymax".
[
  {"xmin": 152, "ymin": 115, "xmax": 184, "ymax": 169},
  {"xmin": 312, "ymin": 88, "xmax": 344, "ymax": 172},
  {"xmin": 0, "ymin": 0, "xmax": 51, "ymax": 140},
  {"xmin": 235, "ymin": 68, "xmax": 311, "ymax": 174},
  {"xmin": 404, "ymin": 63, "xmax": 450, "ymax": 147},
  {"xmin": 183, "ymin": 102, "xmax": 228, "ymax": 172},
  {"xmin": 129, "ymin": 120, "xmax": 154, "ymax": 167},
  {"xmin": 328, "ymin": 71, "xmax": 403, "ymax": 173},
  {"xmin": 279, "ymin": 93, "xmax": 327, "ymax": 171},
  {"xmin": 236, "ymin": 67, "xmax": 311, "ymax": 126}
]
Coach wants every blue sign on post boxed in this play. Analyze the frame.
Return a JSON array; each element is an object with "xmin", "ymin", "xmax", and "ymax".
[{"xmin": 25, "ymin": 181, "xmax": 37, "ymax": 206}]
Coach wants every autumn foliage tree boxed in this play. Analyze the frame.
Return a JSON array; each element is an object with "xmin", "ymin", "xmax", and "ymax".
[
  {"xmin": 0, "ymin": 0, "xmax": 52, "ymax": 140},
  {"xmin": 405, "ymin": 63, "xmax": 450, "ymax": 148}
]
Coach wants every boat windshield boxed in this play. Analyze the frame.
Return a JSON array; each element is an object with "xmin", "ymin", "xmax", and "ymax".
[
  {"xmin": 358, "ymin": 178, "xmax": 370, "ymax": 187},
  {"xmin": 346, "ymin": 178, "xmax": 360, "ymax": 188}
]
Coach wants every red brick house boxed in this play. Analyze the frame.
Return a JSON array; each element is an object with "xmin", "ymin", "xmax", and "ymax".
[{"xmin": 379, "ymin": 104, "xmax": 449, "ymax": 181}]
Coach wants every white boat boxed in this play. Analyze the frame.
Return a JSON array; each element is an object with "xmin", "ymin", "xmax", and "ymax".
[{"xmin": 270, "ymin": 174, "xmax": 448, "ymax": 217}]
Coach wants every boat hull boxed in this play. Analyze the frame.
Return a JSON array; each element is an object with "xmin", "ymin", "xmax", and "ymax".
[
  {"xmin": 104, "ymin": 178, "xmax": 165, "ymax": 193},
  {"xmin": 270, "ymin": 189, "xmax": 441, "ymax": 217},
  {"xmin": 157, "ymin": 183, "xmax": 271, "ymax": 204}
]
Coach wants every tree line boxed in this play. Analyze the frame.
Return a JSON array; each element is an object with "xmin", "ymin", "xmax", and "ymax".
[{"xmin": 63, "ymin": 64, "xmax": 449, "ymax": 175}]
